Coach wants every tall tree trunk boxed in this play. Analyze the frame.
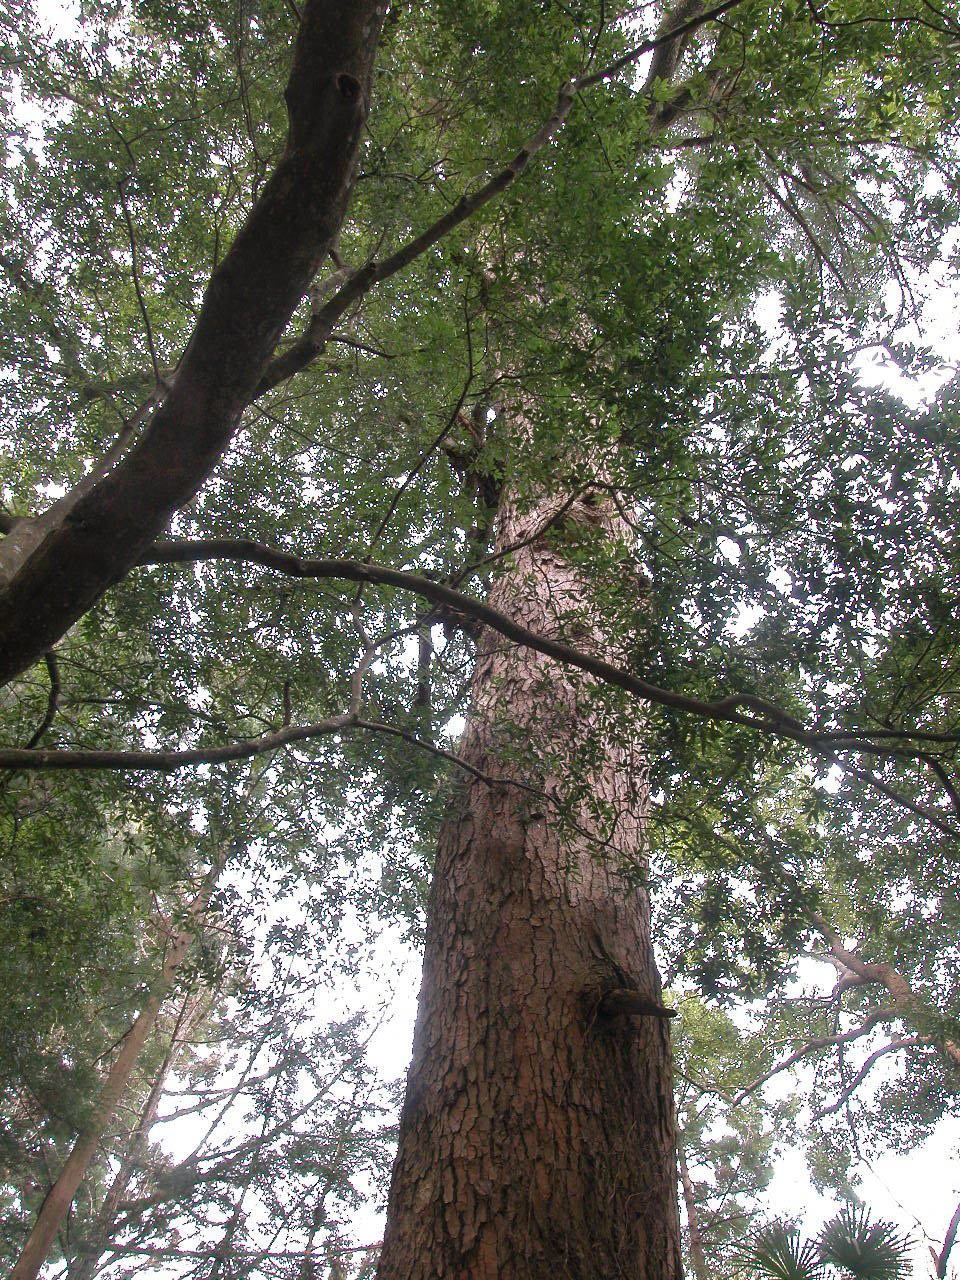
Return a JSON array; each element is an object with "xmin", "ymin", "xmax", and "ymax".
[{"xmin": 377, "ymin": 481, "xmax": 681, "ymax": 1279}]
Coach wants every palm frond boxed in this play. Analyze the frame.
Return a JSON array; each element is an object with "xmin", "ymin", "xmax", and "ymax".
[
  {"xmin": 744, "ymin": 1222, "xmax": 826, "ymax": 1280},
  {"xmin": 818, "ymin": 1204, "xmax": 913, "ymax": 1280}
]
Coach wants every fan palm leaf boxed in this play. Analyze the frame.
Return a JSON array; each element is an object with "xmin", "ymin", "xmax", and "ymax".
[
  {"xmin": 745, "ymin": 1223, "xmax": 826, "ymax": 1280},
  {"xmin": 818, "ymin": 1205, "xmax": 913, "ymax": 1280}
]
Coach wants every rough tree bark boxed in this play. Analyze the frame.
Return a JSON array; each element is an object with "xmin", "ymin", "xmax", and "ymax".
[
  {"xmin": 375, "ymin": 36, "xmax": 707, "ymax": 1265},
  {"xmin": 0, "ymin": 0, "xmax": 385, "ymax": 688},
  {"xmin": 377, "ymin": 473, "xmax": 681, "ymax": 1279}
]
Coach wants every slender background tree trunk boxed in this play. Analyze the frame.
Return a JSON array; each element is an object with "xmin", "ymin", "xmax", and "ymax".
[
  {"xmin": 677, "ymin": 1136, "xmax": 710, "ymax": 1280},
  {"xmin": 66, "ymin": 992, "xmax": 203, "ymax": 1280},
  {"xmin": 377, "ymin": 477, "xmax": 681, "ymax": 1279},
  {"xmin": 11, "ymin": 963, "xmax": 182, "ymax": 1280},
  {"xmin": 9, "ymin": 874, "xmax": 217, "ymax": 1280}
]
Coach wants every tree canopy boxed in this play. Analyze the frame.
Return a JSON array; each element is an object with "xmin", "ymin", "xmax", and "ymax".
[{"xmin": 2, "ymin": 0, "xmax": 960, "ymax": 1274}]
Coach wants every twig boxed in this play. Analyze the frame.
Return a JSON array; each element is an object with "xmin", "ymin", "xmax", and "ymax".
[
  {"xmin": 117, "ymin": 180, "xmax": 161, "ymax": 385},
  {"xmin": 23, "ymin": 651, "xmax": 61, "ymax": 749}
]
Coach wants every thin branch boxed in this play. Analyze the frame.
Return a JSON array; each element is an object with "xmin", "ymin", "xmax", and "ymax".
[
  {"xmin": 674, "ymin": 1067, "xmax": 735, "ymax": 1106},
  {"xmin": 920, "ymin": 749, "xmax": 960, "ymax": 816},
  {"xmin": 760, "ymin": 174, "xmax": 848, "ymax": 291},
  {"xmin": 328, "ymin": 334, "xmax": 397, "ymax": 358},
  {"xmin": 74, "ymin": 1243, "xmax": 381, "ymax": 1263},
  {"xmin": 0, "ymin": 707, "xmax": 541, "ymax": 793},
  {"xmin": 825, "ymin": 753, "xmax": 959, "ymax": 841},
  {"xmin": 731, "ymin": 1006, "xmax": 896, "ymax": 1106},
  {"xmin": 806, "ymin": 0, "xmax": 959, "ymax": 38},
  {"xmin": 577, "ymin": 0, "xmax": 747, "ymax": 93},
  {"xmin": 810, "ymin": 1036, "xmax": 929, "ymax": 1120},
  {"xmin": 23, "ymin": 651, "xmax": 61, "ymax": 750},
  {"xmin": 452, "ymin": 486, "xmax": 587, "ymax": 583},
  {"xmin": 8, "ymin": 540, "xmax": 960, "ymax": 829},
  {"xmin": 354, "ymin": 717, "xmax": 549, "ymax": 805},
  {"xmin": 0, "ymin": 715, "xmax": 354, "ymax": 772},
  {"xmin": 0, "ymin": 705, "xmax": 610, "ymax": 859},
  {"xmin": 363, "ymin": 317, "xmax": 474, "ymax": 562},
  {"xmin": 135, "ymin": 537, "xmax": 960, "ymax": 757},
  {"xmin": 348, "ymin": 718, "xmax": 633, "ymax": 857},
  {"xmin": 117, "ymin": 181, "xmax": 161, "ymax": 386}
]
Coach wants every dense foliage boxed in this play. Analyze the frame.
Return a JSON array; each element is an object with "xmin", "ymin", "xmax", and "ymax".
[{"xmin": 1, "ymin": 0, "xmax": 960, "ymax": 1274}]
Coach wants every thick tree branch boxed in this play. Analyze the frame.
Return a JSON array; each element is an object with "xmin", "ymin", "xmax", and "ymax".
[
  {"xmin": 920, "ymin": 749, "xmax": 960, "ymax": 815},
  {"xmin": 812, "ymin": 917, "xmax": 960, "ymax": 1067},
  {"xmin": 0, "ymin": 0, "xmax": 387, "ymax": 688},
  {"xmin": 577, "ymin": 0, "xmax": 746, "ymax": 92},
  {"xmin": 813, "ymin": 919, "xmax": 914, "ymax": 1004}
]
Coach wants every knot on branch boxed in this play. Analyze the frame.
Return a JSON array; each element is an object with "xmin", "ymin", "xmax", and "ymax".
[
  {"xmin": 428, "ymin": 603, "xmax": 483, "ymax": 642},
  {"xmin": 284, "ymin": 69, "xmax": 368, "ymax": 154},
  {"xmin": 336, "ymin": 73, "xmax": 361, "ymax": 102}
]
